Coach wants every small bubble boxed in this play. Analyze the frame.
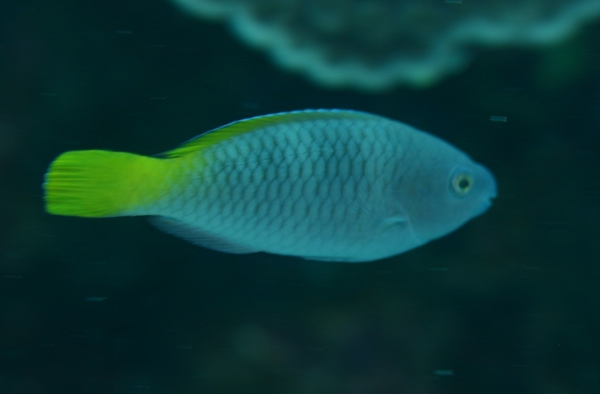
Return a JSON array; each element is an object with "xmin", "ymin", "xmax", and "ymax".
[{"xmin": 85, "ymin": 297, "xmax": 108, "ymax": 302}]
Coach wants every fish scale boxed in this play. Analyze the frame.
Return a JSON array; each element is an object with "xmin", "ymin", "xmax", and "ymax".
[
  {"xmin": 176, "ymin": 118, "xmax": 403, "ymax": 258},
  {"xmin": 43, "ymin": 110, "xmax": 496, "ymax": 262}
]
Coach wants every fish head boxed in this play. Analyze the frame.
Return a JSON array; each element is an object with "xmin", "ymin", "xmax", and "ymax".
[{"xmin": 397, "ymin": 146, "xmax": 497, "ymax": 245}]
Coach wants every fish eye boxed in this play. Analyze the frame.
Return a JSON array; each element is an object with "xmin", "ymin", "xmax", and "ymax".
[{"xmin": 450, "ymin": 171, "xmax": 474, "ymax": 197}]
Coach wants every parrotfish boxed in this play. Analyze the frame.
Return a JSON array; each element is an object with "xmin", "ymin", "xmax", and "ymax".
[{"xmin": 44, "ymin": 110, "xmax": 496, "ymax": 262}]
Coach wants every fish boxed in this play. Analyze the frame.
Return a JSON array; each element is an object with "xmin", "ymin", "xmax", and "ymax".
[{"xmin": 43, "ymin": 109, "xmax": 497, "ymax": 262}]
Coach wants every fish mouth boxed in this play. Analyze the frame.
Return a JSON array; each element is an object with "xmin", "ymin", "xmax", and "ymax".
[
  {"xmin": 474, "ymin": 191, "xmax": 496, "ymax": 217},
  {"xmin": 485, "ymin": 185, "xmax": 497, "ymax": 206},
  {"xmin": 486, "ymin": 187, "xmax": 497, "ymax": 209},
  {"xmin": 488, "ymin": 179, "xmax": 498, "ymax": 200},
  {"xmin": 481, "ymin": 165, "xmax": 497, "ymax": 206}
]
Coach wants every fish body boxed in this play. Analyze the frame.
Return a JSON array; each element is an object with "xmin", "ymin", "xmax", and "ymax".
[{"xmin": 44, "ymin": 110, "xmax": 496, "ymax": 262}]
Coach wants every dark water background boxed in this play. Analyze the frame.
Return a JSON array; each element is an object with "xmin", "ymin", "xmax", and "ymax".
[{"xmin": 1, "ymin": 0, "xmax": 600, "ymax": 393}]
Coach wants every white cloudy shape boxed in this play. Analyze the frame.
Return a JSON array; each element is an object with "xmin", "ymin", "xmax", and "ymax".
[{"xmin": 171, "ymin": 0, "xmax": 600, "ymax": 90}]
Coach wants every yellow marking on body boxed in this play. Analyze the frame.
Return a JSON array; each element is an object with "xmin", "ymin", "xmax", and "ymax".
[
  {"xmin": 162, "ymin": 110, "xmax": 380, "ymax": 158},
  {"xmin": 44, "ymin": 150, "xmax": 181, "ymax": 218}
]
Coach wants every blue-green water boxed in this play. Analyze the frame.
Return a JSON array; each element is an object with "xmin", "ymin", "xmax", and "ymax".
[{"xmin": 1, "ymin": 1, "xmax": 600, "ymax": 393}]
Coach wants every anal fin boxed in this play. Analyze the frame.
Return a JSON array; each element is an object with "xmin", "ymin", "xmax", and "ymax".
[{"xmin": 150, "ymin": 216, "xmax": 259, "ymax": 254}]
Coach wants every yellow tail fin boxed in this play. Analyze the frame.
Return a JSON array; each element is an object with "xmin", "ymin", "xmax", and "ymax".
[{"xmin": 44, "ymin": 150, "xmax": 171, "ymax": 218}]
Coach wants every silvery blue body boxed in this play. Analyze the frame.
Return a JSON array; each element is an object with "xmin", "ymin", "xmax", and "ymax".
[{"xmin": 151, "ymin": 111, "xmax": 496, "ymax": 262}]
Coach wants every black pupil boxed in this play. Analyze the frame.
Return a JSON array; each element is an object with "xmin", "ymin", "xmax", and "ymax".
[{"xmin": 458, "ymin": 177, "xmax": 470, "ymax": 190}]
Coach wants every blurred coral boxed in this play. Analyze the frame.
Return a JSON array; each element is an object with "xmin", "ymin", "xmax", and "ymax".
[{"xmin": 171, "ymin": 0, "xmax": 600, "ymax": 90}]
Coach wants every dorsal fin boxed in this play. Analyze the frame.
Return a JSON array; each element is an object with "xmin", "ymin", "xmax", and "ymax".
[{"xmin": 160, "ymin": 109, "xmax": 379, "ymax": 158}]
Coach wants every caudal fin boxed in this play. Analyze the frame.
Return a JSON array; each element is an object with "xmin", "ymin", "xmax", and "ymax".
[{"xmin": 44, "ymin": 150, "xmax": 169, "ymax": 218}]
